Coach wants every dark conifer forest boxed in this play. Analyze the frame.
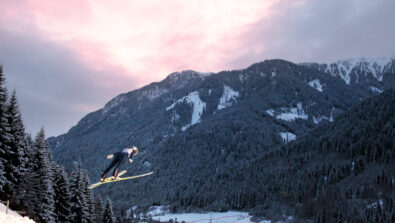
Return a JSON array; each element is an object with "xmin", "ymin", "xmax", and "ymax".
[
  {"xmin": 0, "ymin": 66, "xmax": 115, "ymax": 223},
  {"xmin": 137, "ymin": 90, "xmax": 394, "ymax": 222}
]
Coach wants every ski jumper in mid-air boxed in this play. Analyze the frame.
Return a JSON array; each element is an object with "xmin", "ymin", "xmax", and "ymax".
[{"xmin": 101, "ymin": 146, "xmax": 138, "ymax": 181}]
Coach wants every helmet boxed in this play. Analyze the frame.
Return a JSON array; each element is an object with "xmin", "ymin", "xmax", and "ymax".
[{"xmin": 132, "ymin": 146, "xmax": 138, "ymax": 155}]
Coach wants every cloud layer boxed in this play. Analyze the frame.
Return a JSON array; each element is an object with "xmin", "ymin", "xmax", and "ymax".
[{"xmin": 0, "ymin": 0, "xmax": 394, "ymax": 136}]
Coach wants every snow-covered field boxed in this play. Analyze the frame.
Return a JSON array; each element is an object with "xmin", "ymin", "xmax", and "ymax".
[
  {"xmin": 0, "ymin": 203, "xmax": 35, "ymax": 223},
  {"xmin": 147, "ymin": 207, "xmax": 271, "ymax": 223}
]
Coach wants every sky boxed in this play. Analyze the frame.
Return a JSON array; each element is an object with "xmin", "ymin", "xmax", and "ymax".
[{"xmin": 0, "ymin": 0, "xmax": 394, "ymax": 137}]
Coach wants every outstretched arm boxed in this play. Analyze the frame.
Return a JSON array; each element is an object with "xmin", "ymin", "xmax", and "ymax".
[
  {"xmin": 129, "ymin": 158, "xmax": 133, "ymax": 164},
  {"xmin": 106, "ymin": 152, "xmax": 120, "ymax": 159}
]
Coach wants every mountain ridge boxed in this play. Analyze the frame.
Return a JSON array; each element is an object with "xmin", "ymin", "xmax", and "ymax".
[{"xmin": 51, "ymin": 56, "xmax": 394, "ymax": 142}]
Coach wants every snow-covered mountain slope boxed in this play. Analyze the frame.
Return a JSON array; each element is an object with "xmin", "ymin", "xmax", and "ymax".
[
  {"xmin": 0, "ymin": 203, "xmax": 35, "ymax": 223},
  {"xmin": 48, "ymin": 57, "xmax": 394, "ymax": 216},
  {"xmin": 300, "ymin": 56, "xmax": 394, "ymax": 85}
]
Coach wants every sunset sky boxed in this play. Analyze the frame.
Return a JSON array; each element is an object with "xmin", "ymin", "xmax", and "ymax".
[{"xmin": 1, "ymin": 0, "xmax": 394, "ymax": 136}]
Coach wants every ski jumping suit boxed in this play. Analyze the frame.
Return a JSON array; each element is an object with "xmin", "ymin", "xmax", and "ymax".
[{"xmin": 101, "ymin": 149, "xmax": 137, "ymax": 179}]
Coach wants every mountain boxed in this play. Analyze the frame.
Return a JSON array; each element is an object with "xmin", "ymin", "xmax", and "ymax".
[{"xmin": 48, "ymin": 57, "xmax": 394, "ymax": 220}]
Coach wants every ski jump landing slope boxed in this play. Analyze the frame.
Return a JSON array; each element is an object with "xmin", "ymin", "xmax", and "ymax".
[{"xmin": 0, "ymin": 203, "xmax": 35, "ymax": 223}]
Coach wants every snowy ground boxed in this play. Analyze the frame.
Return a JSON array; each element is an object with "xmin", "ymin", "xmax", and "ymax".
[
  {"xmin": 148, "ymin": 207, "xmax": 271, "ymax": 223},
  {"xmin": 0, "ymin": 203, "xmax": 35, "ymax": 223}
]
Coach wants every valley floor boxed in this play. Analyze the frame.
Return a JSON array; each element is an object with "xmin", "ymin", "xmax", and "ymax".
[{"xmin": 147, "ymin": 207, "xmax": 275, "ymax": 223}]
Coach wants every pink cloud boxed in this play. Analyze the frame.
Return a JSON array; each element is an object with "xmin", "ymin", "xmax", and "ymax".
[{"xmin": 1, "ymin": 0, "xmax": 277, "ymax": 86}]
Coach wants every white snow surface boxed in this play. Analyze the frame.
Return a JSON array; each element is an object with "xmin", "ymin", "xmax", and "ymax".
[
  {"xmin": 308, "ymin": 79, "xmax": 324, "ymax": 92},
  {"xmin": 149, "ymin": 208, "xmax": 271, "ymax": 223},
  {"xmin": 369, "ymin": 86, "xmax": 383, "ymax": 93},
  {"xmin": 279, "ymin": 132, "xmax": 296, "ymax": 143},
  {"xmin": 325, "ymin": 57, "xmax": 393, "ymax": 84},
  {"xmin": 166, "ymin": 91, "xmax": 206, "ymax": 131},
  {"xmin": 0, "ymin": 203, "xmax": 35, "ymax": 223},
  {"xmin": 217, "ymin": 85, "xmax": 240, "ymax": 110},
  {"xmin": 276, "ymin": 103, "xmax": 308, "ymax": 121}
]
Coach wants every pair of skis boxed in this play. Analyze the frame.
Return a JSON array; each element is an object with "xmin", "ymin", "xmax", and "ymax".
[{"xmin": 88, "ymin": 170, "xmax": 153, "ymax": 189}]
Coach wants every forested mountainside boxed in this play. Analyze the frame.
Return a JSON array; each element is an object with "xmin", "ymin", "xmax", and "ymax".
[
  {"xmin": 236, "ymin": 90, "xmax": 394, "ymax": 222},
  {"xmin": 48, "ymin": 57, "xmax": 394, "ymax": 221}
]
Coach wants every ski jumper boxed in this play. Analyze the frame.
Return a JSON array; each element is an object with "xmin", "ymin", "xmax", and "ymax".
[{"xmin": 101, "ymin": 148, "xmax": 137, "ymax": 179}]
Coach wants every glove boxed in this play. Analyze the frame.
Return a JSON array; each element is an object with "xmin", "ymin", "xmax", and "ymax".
[
  {"xmin": 129, "ymin": 158, "xmax": 133, "ymax": 164},
  {"xmin": 106, "ymin": 154, "xmax": 114, "ymax": 159}
]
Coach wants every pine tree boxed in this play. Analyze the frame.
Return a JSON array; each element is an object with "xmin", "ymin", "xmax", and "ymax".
[
  {"xmin": 94, "ymin": 195, "xmax": 104, "ymax": 223},
  {"xmin": 34, "ymin": 128, "xmax": 56, "ymax": 222},
  {"xmin": 82, "ymin": 169, "xmax": 96, "ymax": 223},
  {"xmin": 70, "ymin": 164, "xmax": 90, "ymax": 223},
  {"xmin": 5, "ymin": 90, "xmax": 28, "ymax": 203},
  {"xmin": 23, "ymin": 134, "xmax": 40, "ymax": 218},
  {"xmin": 103, "ymin": 197, "xmax": 114, "ymax": 223},
  {"xmin": 53, "ymin": 165, "xmax": 72, "ymax": 223},
  {"xmin": 0, "ymin": 65, "xmax": 12, "ymax": 200}
]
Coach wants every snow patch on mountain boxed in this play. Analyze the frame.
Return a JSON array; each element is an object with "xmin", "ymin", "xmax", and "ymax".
[
  {"xmin": 166, "ymin": 91, "xmax": 206, "ymax": 131},
  {"xmin": 308, "ymin": 79, "xmax": 324, "ymax": 92},
  {"xmin": 369, "ymin": 86, "xmax": 383, "ymax": 93},
  {"xmin": 271, "ymin": 71, "xmax": 276, "ymax": 77},
  {"xmin": 279, "ymin": 132, "xmax": 296, "ymax": 143},
  {"xmin": 325, "ymin": 57, "xmax": 392, "ymax": 84},
  {"xmin": 313, "ymin": 115, "xmax": 333, "ymax": 124},
  {"xmin": 217, "ymin": 85, "xmax": 240, "ymax": 110},
  {"xmin": 276, "ymin": 103, "xmax": 308, "ymax": 121},
  {"xmin": 265, "ymin": 109, "xmax": 275, "ymax": 117},
  {"xmin": 102, "ymin": 95, "xmax": 126, "ymax": 114}
]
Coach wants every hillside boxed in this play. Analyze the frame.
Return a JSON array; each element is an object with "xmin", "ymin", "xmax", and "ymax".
[{"xmin": 48, "ymin": 57, "xmax": 394, "ymax": 220}]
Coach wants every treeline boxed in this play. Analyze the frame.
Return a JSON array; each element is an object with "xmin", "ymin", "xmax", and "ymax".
[{"xmin": 0, "ymin": 66, "xmax": 115, "ymax": 223}]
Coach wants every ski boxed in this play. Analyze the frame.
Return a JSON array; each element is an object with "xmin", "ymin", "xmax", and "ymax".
[{"xmin": 88, "ymin": 171, "xmax": 153, "ymax": 189}]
